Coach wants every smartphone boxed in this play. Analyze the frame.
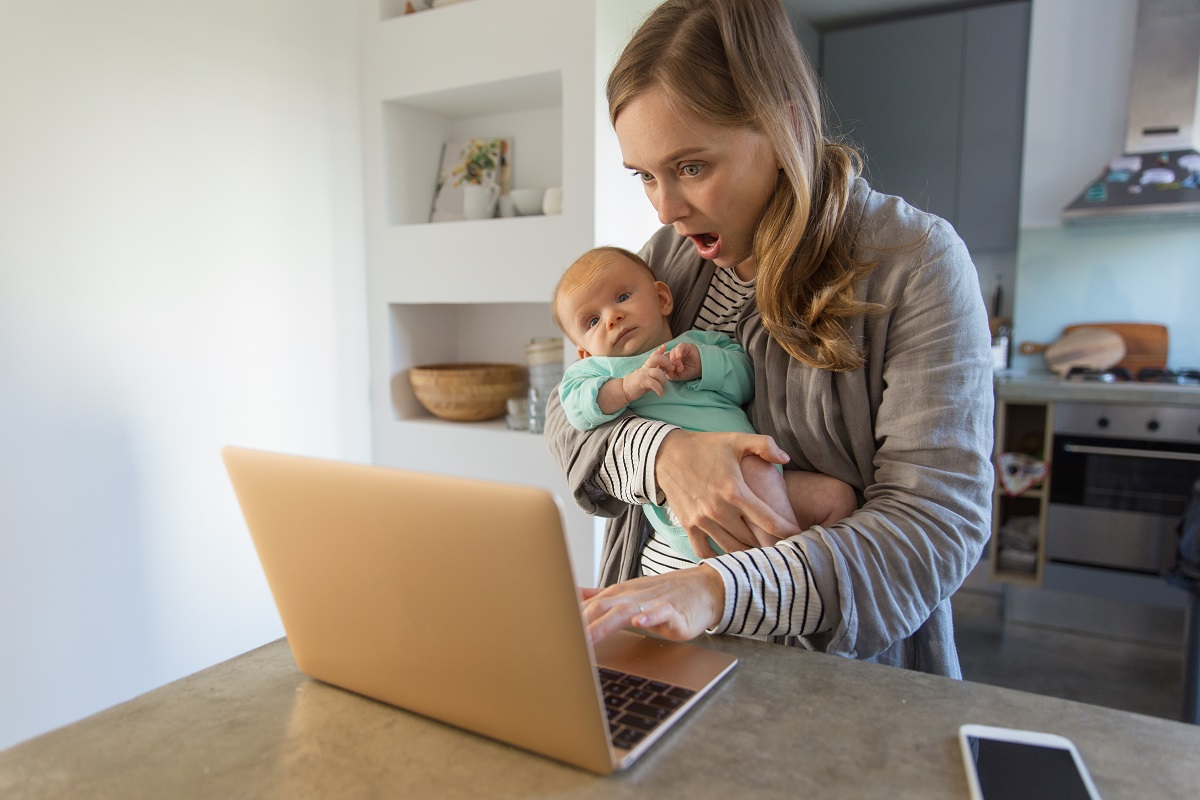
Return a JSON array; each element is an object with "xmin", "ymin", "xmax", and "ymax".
[{"xmin": 958, "ymin": 724, "xmax": 1103, "ymax": 800}]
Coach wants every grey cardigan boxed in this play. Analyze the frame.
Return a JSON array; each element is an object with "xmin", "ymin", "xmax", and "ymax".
[{"xmin": 544, "ymin": 178, "xmax": 994, "ymax": 676}]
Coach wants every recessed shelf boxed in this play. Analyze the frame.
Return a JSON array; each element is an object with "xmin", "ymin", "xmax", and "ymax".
[
  {"xmin": 379, "ymin": 0, "xmax": 484, "ymax": 22},
  {"xmin": 363, "ymin": 0, "xmax": 667, "ymax": 589},
  {"xmin": 989, "ymin": 399, "xmax": 1052, "ymax": 587},
  {"xmin": 388, "ymin": 302, "xmax": 565, "ymax": 422},
  {"xmin": 389, "ymin": 416, "xmax": 543, "ymax": 437},
  {"xmin": 392, "ymin": 71, "xmax": 561, "ymax": 118},
  {"xmin": 382, "ymin": 72, "xmax": 563, "ymax": 227},
  {"xmin": 995, "ymin": 487, "xmax": 1044, "ymax": 500},
  {"xmin": 989, "ymin": 568, "xmax": 1041, "ymax": 587},
  {"xmin": 998, "ymin": 401, "xmax": 1051, "ymax": 457},
  {"xmin": 372, "ymin": 214, "xmax": 579, "ymax": 304},
  {"xmin": 378, "ymin": 0, "xmax": 413, "ymax": 19},
  {"xmin": 379, "ymin": 1, "xmax": 478, "ymax": 21}
]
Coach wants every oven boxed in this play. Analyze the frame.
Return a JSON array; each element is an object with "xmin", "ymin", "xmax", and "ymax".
[{"xmin": 1047, "ymin": 402, "xmax": 1200, "ymax": 574}]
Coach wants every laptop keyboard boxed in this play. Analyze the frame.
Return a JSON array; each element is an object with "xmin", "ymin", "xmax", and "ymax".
[{"xmin": 598, "ymin": 667, "xmax": 696, "ymax": 750}]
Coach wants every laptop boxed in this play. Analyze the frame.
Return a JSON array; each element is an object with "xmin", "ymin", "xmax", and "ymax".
[{"xmin": 221, "ymin": 446, "xmax": 737, "ymax": 774}]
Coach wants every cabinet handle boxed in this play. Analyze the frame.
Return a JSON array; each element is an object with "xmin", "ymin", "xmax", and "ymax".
[{"xmin": 1062, "ymin": 443, "xmax": 1200, "ymax": 462}]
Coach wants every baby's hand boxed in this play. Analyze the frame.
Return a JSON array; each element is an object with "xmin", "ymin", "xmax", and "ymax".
[
  {"xmin": 664, "ymin": 342, "xmax": 701, "ymax": 382},
  {"xmin": 622, "ymin": 345, "xmax": 671, "ymax": 401}
]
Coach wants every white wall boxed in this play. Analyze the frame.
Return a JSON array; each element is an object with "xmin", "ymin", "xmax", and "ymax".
[
  {"xmin": 0, "ymin": 0, "xmax": 369, "ymax": 749},
  {"xmin": 1012, "ymin": 0, "xmax": 1200, "ymax": 369},
  {"xmin": 594, "ymin": 0, "xmax": 666, "ymax": 251}
]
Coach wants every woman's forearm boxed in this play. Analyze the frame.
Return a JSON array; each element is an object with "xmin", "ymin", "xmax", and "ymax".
[
  {"xmin": 704, "ymin": 538, "xmax": 826, "ymax": 638},
  {"xmin": 544, "ymin": 390, "xmax": 676, "ymax": 513}
]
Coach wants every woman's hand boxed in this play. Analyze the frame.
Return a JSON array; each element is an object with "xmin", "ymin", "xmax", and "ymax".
[
  {"xmin": 580, "ymin": 566, "xmax": 725, "ymax": 645},
  {"xmin": 656, "ymin": 429, "xmax": 800, "ymax": 558}
]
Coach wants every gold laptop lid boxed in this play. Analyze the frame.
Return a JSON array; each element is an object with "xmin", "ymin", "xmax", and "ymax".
[{"xmin": 222, "ymin": 446, "xmax": 613, "ymax": 773}]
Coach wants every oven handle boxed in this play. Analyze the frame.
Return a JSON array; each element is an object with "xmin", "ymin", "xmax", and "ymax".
[{"xmin": 1063, "ymin": 443, "xmax": 1200, "ymax": 462}]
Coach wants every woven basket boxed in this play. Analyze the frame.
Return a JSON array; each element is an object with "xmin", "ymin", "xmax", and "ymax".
[{"xmin": 409, "ymin": 363, "xmax": 529, "ymax": 422}]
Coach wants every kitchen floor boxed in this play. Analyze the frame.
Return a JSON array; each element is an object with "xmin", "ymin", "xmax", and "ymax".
[{"xmin": 951, "ymin": 589, "xmax": 1187, "ymax": 722}]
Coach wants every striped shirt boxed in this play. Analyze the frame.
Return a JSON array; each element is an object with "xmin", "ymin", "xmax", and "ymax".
[{"xmin": 594, "ymin": 265, "xmax": 826, "ymax": 641}]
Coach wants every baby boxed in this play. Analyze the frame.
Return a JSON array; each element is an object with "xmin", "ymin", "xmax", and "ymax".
[{"xmin": 552, "ymin": 246, "xmax": 855, "ymax": 561}]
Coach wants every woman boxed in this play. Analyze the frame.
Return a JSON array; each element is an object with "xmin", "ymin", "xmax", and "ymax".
[{"xmin": 545, "ymin": 0, "xmax": 994, "ymax": 677}]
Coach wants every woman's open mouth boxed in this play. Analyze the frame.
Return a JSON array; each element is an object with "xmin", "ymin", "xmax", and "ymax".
[{"xmin": 689, "ymin": 233, "xmax": 721, "ymax": 261}]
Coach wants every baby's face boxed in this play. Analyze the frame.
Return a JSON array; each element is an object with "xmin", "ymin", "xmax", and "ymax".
[{"xmin": 560, "ymin": 254, "xmax": 673, "ymax": 359}]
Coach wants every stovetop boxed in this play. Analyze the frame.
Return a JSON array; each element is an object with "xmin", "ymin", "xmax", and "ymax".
[
  {"xmin": 995, "ymin": 369, "xmax": 1200, "ymax": 409},
  {"xmin": 1064, "ymin": 366, "xmax": 1200, "ymax": 385}
]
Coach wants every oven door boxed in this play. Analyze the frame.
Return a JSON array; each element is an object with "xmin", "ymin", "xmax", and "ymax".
[{"xmin": 1048, "ymin": 434, "xmax": 1200, "ymax": 573}]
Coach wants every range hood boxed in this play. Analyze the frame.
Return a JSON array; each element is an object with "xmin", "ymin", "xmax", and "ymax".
[{"xmin": 1062, "ymin": 0, "xmax": 1200, "ymax": 223}]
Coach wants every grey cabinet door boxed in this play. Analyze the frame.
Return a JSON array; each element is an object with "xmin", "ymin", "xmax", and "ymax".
[
  {"xmin": 822, "ymin": 12, "xmax": 965, "ymax": 227},
  {"xmin": 958, "ymin": 2, "xmax": 1030, "ymax": 252},
  {"xmin": 820, "ymin": 2, "xmax": 1029, "ymax": 254}
]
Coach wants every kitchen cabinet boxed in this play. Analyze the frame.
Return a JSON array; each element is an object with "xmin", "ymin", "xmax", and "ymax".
[
  {"xmin": 820, "ymin": 1, "xmax": 1030, "ymax": 254},
  {"xmin": 359, "ymin": 0, "xmax": 662, "ymax": 584},
  {"xmin": 990, "ymin": 397, "xmax": 1053, "ymax": 586}
]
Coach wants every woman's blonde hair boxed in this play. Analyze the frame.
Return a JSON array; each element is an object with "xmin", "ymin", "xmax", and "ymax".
[{"xmin": 607, "ymin": 0, "xmax": 883, "ymax": 371}]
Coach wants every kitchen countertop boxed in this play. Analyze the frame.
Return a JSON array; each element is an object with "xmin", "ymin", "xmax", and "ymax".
[
  {"xmin": 2, "ymin": 637, "xmax": 1198, "ymax": 799},
  {"xmin": 995, "ymin": 370, "xmax": 1200, "ymax": 407}
]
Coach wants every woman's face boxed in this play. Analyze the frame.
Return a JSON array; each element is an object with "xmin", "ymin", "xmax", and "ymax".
[{"xmin": 614, "ymin": 87, "xmax": 780, "ymax": 279}]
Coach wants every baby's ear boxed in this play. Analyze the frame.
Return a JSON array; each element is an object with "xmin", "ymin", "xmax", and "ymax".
[
  {"xmin": 577, "ymin": 345, "xmax": 590, "ymax": 360},
  {"xmin": 656, "ymin": 281, "xmax": 673, "ymax": 316}
]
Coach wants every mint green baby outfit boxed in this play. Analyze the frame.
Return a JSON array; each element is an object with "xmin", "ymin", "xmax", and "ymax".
[{"xmin": 558, "ymin": 329, "xmax": 756, "ymax": 561}]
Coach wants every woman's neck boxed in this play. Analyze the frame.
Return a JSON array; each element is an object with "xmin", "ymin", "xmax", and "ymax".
[{"xmin": 733, "ymin": 257, "xmax": 757, "ymax": 282}]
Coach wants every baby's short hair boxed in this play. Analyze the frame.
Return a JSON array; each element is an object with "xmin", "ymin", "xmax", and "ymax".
[{"xmin": 551, "ymin": 246, "xmax": 657, "ymax": 332}]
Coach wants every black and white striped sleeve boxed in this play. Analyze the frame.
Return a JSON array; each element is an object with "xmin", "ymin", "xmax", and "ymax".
[
  {"xmin": 703, "ymin": 539, "xmax": 826, "ymax": 638},
  {"xmin": 592, "ymin": 416, "xmax": 678, "ymax": 506}
]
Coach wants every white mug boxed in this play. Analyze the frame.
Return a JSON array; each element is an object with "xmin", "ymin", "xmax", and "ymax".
[
  {"xmin": 498, "ymin": 195, "xmax": 516, "ymax": 218},
  {"xmin": 542, "ymin": 186, "xmax": 563, "ymax": 215},
  {"xmin": 463, "ymin": 183, "xmax": 499, "ymax": 220}
]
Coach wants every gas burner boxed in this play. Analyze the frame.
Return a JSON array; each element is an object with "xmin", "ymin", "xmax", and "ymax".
[
  {"xmin": 1138, "ymin": 367, "xmax": 1200, "ymax": 386},
  {"xmin": 1063, "ymin": 366, "xmax": 1200, "ymax": 386},
  {"xmin": 1064, "ymin": 366, "xmax": 1132, "ymax": 383}
]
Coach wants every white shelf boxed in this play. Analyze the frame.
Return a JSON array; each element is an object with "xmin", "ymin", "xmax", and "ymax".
[
  {"xmin": 360, "ymin": 0, "xmax": 665, "ymax": 584},
  {"xmin": 380, "ymin": 72, "xmax": 563, "ymax": 228},
  {"xmin": 391, "ymin": 415, "xmax": 526, "ymax": 435},
  {"xmin": 386, "ymin": 70, "xmax": 562, "ymax": 118},
  {"xmin": 365, "ymin": 1, "xmax": 581, "ymax": 104},
  {"xmin": 374, "ymin": 215, "xmax": 581, "ymax": 304},
  {"xmin": 387, "ymin": 302, "xmax": 566, "ymax": 422}
]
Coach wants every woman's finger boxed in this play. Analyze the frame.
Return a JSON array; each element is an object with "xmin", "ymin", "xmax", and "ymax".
[
  {"xmin": 579, "ymin": 567, "xmax": 725, "ymax": 645},
  {"xmin": 743, "ymin": 433, "xmax": 791, "ymax": 466},
  {"xmin": 582, "ymin": 593, "xmax": 643, "ymax": 644},
  {"xmin": 656, "ymin": 429, "xmax": 800, "ymax": 547},
  {"xmin": 734, "ymin": 489, "xmax": 801, "ymax": 540},
  {"xmin": 680, "ymin": 482, "xmax": 797, "ymax": 551},
  {"xmin": 696, "ymin": 516, "xmax": 760, "ymax": 554},
  {"xmin": 687, "ymin": 529, "xmax": 720, "ymax": 559}
]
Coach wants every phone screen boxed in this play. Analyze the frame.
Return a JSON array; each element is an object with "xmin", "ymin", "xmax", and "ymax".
[{"xmin": 964, "ymin": 735, "xmax": 1097, "ymax": 800}]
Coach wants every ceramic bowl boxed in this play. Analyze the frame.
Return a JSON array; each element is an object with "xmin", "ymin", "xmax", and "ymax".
[
  {"xmin": 409, "ymin": 362, "xmax": 528, "ymax": 422},
  {"xmin": 510, "ymin": 188, "xmax": 545, "ymax": 216}
]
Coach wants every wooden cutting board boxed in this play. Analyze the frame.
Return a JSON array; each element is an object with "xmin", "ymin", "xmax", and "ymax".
[
  {"xmin": 1019, "ymin": 327, "xmax": 1127, "ymax": 377},
  {"xmin": 1062, "ymin": 322, "xmax": 1169, "ymax": 374}
]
